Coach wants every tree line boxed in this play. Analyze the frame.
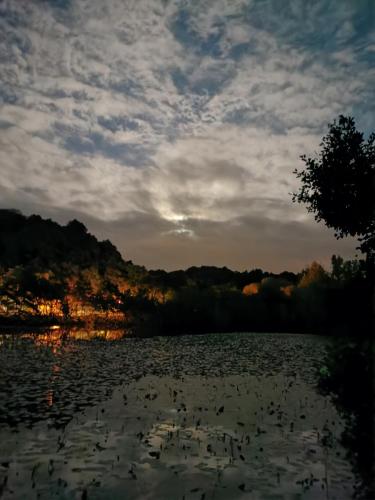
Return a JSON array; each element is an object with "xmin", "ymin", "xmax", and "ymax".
[{"xmin": 0, "ymin": 209, "xmax": 370, "ymax": 335}]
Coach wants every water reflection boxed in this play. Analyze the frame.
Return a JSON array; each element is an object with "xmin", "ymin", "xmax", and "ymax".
[
  {"xmin": 318, "ymin": 338, "xmax": 374, "ymax": 499},
  {"xmin": 0, "ymin": 331, "xmax": 364, "ymax": 498},
  {"xmin": 18, "ymin": 327, "xmax": 127, "ymax": 344},
  {"xmin": 0, "ymin": 328, "xmax": 127, "ymax": 428}
]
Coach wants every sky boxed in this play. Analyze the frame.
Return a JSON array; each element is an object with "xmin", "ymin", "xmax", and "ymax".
[{"xmin": 1, "ymin": 0, "xmax": 374, "ymax": 271}]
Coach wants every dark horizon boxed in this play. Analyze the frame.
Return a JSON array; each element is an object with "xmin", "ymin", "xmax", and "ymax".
[{"xmin": 0, "ymin": 205, "xmax": 359, "ymax": 273}]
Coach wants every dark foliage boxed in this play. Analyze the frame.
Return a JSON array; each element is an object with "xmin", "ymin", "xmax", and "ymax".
[
  {"xmin": 0, "ymin": 209, "xmax": 124, "ymax": 270},
  {"xmin": 293, "ymin": 116, "xmax": 375, "ymax": 256},
  {"xmin": 0, "ymin": 210, "xmax": 372, "ymax": 337},
  {"xmin": 137, "ymin": 267, "xmax": 372, "ymax": 338},
  {"xmin": 318, "ymin": 338, "xmax": 374, "ymax": 499}
]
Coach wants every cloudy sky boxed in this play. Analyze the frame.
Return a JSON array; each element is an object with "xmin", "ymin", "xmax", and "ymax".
[{"xmin": 1, "ymin": 0, "xmax": 374, "ymax": 271}]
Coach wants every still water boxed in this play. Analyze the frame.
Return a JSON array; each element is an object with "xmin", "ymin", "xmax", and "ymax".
[{"xmin": 0, "ymin": 330, "xmax": 357, "ymax": 499}]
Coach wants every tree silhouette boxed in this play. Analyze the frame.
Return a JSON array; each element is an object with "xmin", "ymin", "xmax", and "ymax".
[
  {"xmin": 293, "ymin": 116, "xmax": 375, "ymax": 258},
  {"xmin": 298, "ymin": 261, "xmax": 328, "ymax": 288}
]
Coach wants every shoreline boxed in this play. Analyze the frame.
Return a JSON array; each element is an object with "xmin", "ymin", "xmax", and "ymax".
[{"xmin": 0, "ymin": 320, "xmax": 368, "ymax": 339}]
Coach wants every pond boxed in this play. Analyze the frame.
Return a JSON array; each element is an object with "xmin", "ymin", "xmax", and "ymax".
[{"xmin": 0, "ymin": 330, "xmax": 358, "ymax": 499}]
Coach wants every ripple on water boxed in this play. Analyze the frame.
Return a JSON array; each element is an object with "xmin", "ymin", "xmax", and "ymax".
[{"xmin": 0, "ymin": 330, "xmax": 355, "ymax": 499}]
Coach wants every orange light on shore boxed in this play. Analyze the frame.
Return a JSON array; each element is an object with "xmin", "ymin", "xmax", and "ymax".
[{"xmin": 242, "ymin": 283, "xmax": 260, "ymax": 296}]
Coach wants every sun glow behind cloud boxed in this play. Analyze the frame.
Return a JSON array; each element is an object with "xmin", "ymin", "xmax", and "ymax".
[{"xmin": 0, "ymin": 0, "xmax": 374, "ymax": 270}]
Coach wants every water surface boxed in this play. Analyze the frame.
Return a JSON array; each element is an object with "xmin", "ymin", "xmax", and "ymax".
[{"xmin": 0, "ymin": 330, "xmax": 356, "ymax": 499}]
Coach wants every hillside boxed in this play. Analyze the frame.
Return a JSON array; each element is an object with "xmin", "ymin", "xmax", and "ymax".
[{"xmin": 0, "ymin": 209, "xmax": 148, "ymax": 323}]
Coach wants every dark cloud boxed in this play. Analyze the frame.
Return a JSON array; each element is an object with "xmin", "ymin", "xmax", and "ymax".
[
  {"xmin": 40, "ymin": 0, "xmax": 72, "ymax": 9},
  {"xmin": 0, "ymin": 85, "xmax": 19, "ymax": 105},
  {"xmin": 19, "ymin": 186, "xmax": 52, "ymax": 203},
  {"xmin": 53, "ymin": 123, "xmax": 155, "ymax": 167},
  {"xmin": 0, "ymin": 119, "xmax": 14, "ymax": 129},
  {"xmin": 97, "ymin": 116, "xmax": 140, "ymax": 133}
]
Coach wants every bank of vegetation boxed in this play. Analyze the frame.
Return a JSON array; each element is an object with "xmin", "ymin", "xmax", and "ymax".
[{"xmin": 0, "ymin": 209, "xmax": 371, "ymax": 336}]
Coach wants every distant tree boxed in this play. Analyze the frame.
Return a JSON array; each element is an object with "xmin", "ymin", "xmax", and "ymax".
[
  {"xmin": 66, "ymin": 219, "xmax": 88, "ymax": 234},
  {"xmin": 278, "ymin": 271, "xmax": 300, "ymax": 285},
  {"xmin": 330, "ymin": 255, "xmax": 366, "ymax": 282},
  {"xmin": 299, "ymin": 261, "xmax": 328, "ymax": 288},
  {"xmin": 293, "ymin": 116, "xmax": 375, "ymax": 258}
]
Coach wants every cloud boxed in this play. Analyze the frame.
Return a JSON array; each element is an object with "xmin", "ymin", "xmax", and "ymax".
[
  {"xmin": 86, "ymin": 211, "xmax": 358, "ymax": 272},
  {"xmin": 0, "ymin": 0, "xmax": 372, "ymax": 270}
]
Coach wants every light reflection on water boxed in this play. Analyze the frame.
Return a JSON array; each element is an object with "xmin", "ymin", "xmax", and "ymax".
[{"xmin": 0, "ymin": 330, "xmax": 356, "ymax": 499}]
